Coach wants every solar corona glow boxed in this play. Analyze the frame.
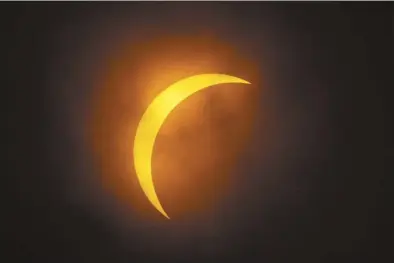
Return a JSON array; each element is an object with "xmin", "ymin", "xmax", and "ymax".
[{"xmin": 133, "ymin": 74, "xmax": 251, "ymax": 219}]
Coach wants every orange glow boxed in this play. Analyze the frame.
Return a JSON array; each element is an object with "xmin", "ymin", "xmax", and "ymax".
[{"xmin": 87, "ymin": 35, "xmax": 260, "ymax": 219}]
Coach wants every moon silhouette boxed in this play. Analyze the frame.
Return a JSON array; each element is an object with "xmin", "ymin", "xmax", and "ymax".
[{"xmin": 133, "ymin": 74, "xmax": 251, "ymax": 219}]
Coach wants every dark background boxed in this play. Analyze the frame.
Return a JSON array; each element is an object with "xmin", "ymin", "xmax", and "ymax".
[{"xmin": 4, "ymin": 2, "xmax": 391, "ymax": 263}]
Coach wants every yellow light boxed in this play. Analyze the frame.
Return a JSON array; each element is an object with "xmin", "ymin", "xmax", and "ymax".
[{"xmin": 133, "ymin": 74, "xmax": 250, "ymax": 219}]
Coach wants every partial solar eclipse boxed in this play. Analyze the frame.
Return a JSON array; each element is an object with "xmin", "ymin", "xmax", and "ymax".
[{"xmin": 133, "ymin": 74, "xmax": 251, "ymax": 219}]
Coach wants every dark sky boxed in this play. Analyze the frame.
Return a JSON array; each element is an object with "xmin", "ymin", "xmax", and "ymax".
[{"xmin": 4, "ymin": 2, "xmax": 391, "ymax": 263}]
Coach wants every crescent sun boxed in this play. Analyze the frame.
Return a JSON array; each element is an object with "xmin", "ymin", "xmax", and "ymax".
[{"xmin": 133, "ymin": 74, "xmax": 250, "ymax": 219}]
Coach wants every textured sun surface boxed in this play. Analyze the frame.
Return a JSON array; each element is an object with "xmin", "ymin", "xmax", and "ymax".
[{"xmin": 133, "ymin": 74, "xmax": 250, "ymax": 219}]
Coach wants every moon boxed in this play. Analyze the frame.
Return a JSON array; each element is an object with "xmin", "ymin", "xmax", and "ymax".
[{"xmin": 133, "ymin": 74, "xmax": 251, "ymax": 219}]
